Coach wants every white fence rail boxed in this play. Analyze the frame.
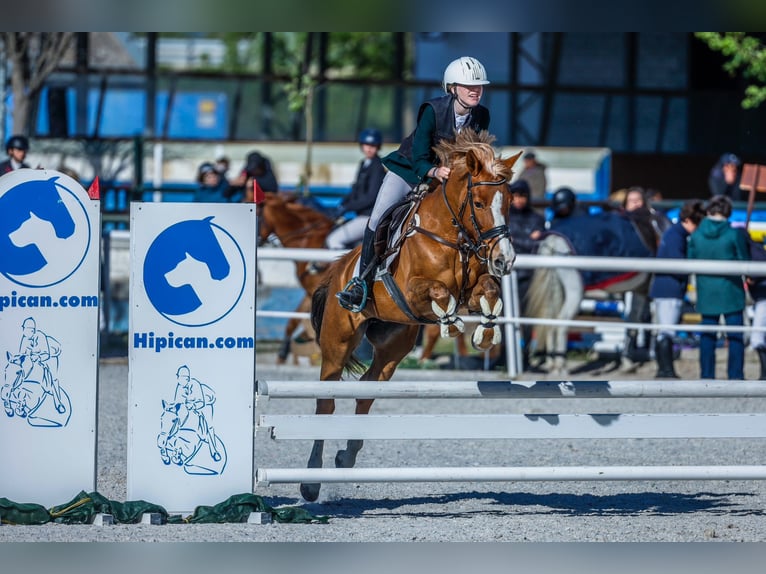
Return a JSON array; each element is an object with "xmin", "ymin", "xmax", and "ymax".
[
  {"xmin": 257, "ymin": 246, "xmax": 766, "ymax": 376},
  {"xmin": 255, "ymin": 379, "xmax": 766, "ymax": 486}
]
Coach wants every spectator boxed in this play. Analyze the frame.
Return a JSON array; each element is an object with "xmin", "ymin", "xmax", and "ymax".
[
  {"xmin": 215, "ymin": 155, "xmax": 230, "ymax": 177},
  {"xmin": 518, "ymin": 150, "xmax": 547, "ymax": 202},
  {"xmin": 325, "ymin": 128, "xmax": 386, "ymax": 250},
  {"xmin": 649, "ymin": 199, "xmax": 706, "ymax": 378},
  {"xmin": 708, "ymin": 152, "xmax": 744, "ymax": 201},
  {"xmin": 0, "ymin": 134, "xmax": 31, "ymax": 174},
  {"xmin": 507, "ymin": 179, "xmax": 546, "ymax": 368},
  {"xmin": 194, "ymin": 161, "xmax": 234, "ymax": 203},
  {"xmin": 688, "ymin": 195, "xmax": 750, "ymax": 379},
  {"xmin": 337, "ymin": 56, "xmax": 492, "ymax": 311}
]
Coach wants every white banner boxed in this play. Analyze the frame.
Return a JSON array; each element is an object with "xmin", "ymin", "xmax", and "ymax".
[
  {"xmin": 127, "ymin": 202, "xmax": 256, "ymax": 513},
  {"xmin": 0, "ymin": 169, "xmax": 100, "ymax": 506}
]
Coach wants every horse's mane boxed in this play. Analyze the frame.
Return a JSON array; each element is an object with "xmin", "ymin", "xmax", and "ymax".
[{"xmin": 434, "ymin": 130, "xmax": 514, "ymax": 180}]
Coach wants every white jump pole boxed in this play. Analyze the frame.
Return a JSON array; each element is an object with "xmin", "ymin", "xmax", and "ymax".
[
  {"xmin": 257, "ymin": 465, "xmax": 766, "ymax": 485},
  {"xmin": 256, "ymin": 379, "xmax": 766, "ymax": 399}
]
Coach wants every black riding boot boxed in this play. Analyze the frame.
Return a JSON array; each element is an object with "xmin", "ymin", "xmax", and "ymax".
[
  {"xmin": 655, "ymin": 337, "xmax": 679, "ymax": 378},
  {"xmin": 757, "ymin": 346, "xmax": 766, "ymax": 380},
  {"xmin": 336, "ymin": 227, "xmax": 377, "ymax": 312}
]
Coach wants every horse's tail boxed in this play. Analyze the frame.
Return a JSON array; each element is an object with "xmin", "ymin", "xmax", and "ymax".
[
  {"xmin": 310, "ymin": 282, "xmax": 328, "ymax": 342},
  {"xmin": 526, "ymin": 234, "xmax": 583, "ymax": 352},
  {"xmin": 310, "ymin": 262, "xmax": 367, "ymax": 377},
  {"xmin": 527, "ymin": 267, "xmax": 561, "ymax": 352}
]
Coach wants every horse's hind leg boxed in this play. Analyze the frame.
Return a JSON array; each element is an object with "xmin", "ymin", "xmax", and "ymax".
[
  {"xmin": 334, "ymin": 322, "xmax": 419, "ymax": 470},
  {"xmin": 300, "ymin": 397, "xmax": 336, "ymax": 502}
]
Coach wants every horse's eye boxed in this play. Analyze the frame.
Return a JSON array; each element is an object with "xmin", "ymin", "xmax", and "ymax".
[{"xmin": 474, "ymin": 201, "xmax": 484, "ymax": 209}]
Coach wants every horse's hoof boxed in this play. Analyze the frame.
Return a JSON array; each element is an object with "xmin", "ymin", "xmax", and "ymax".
[
  {"xmin": 56, "ymin": 404, "xmax": 66, "ymax": 414},
  {"xmin": 335, "ymin": 450, "xmax": 354, "ymax": 468},
  {"xmin": 212, "ymin": 452, "xmax": 221, "ymax": 462},
  {"xmin": 300, "ymin": 483, "xmax": 321, "ymax": 502},
  {"xmin": 4, "ymin": 409, "xmax": 13, "ymax": 417}
]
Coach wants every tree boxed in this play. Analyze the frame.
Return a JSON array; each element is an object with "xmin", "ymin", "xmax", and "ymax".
[
  {"xmin": 695, "ymin": 32, "xmax": 766, "ymax": 109},
  {"xmin": 0, "ymin": 33, "xmax": 75, "ymax": 135}
]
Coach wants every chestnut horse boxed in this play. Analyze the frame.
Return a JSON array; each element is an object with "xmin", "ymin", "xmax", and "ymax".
[
  {"xmin": 257, "ymin": 193, "xmax": 335, "ymax": 363},
  {"xmin": 302, "ymin": 130, "xmax": 521, "ymax": 501}
]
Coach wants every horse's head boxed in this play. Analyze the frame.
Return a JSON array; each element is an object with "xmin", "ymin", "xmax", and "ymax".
[
  {"xmin": 437, "ymin": 130, "xmax": 522, "ymax": 277},
  {"xmin": 4, "ymin": 352, "xmax": 28, "ymax": 383}
]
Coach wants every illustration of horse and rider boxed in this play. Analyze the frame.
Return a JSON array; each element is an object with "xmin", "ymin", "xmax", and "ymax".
[
  {"xmin": 156, "ymin": 365, "xmax": 227, "ymax": 475},
  {"xmin": 1, "ymin": 317, "xmax": 71, "ymax": 426}
]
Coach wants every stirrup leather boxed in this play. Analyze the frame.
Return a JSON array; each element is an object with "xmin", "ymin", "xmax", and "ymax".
[{"xmin": 336, "ymin": 277, "xmax": 368, "ymax": 313}]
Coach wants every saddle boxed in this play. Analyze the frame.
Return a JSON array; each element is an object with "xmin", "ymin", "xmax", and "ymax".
[{"xmin": 372, "ymin": 184, "xmax": 431, "ymax": 268}]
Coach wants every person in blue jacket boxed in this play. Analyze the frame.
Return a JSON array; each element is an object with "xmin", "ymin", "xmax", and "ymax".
[
  {"xmin": 688, "ymin": 195, "xmax": 750, "ymax": 379},
  {"xmin": 336, "ymin": 56, "xmax": 491, "ymax": 311},
  {"xmin": 648, "ymin": 199, "xmax": 705, "ymax": 378},
  {"xmin": 194, "ymin": 161, "xmax": 233, "ymax": 203}
]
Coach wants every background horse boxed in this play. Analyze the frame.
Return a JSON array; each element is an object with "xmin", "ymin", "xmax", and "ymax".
[
  {"xmin": 526, "ymin": 228, "xmax": 653, "ymax": 375},
  {"xmin": 258, "ymin": 193, "xmax": 335, "ymax": 363},
  {"xmin": 302, "ymin": 130, "xmax": 521, "ymax": 501}
]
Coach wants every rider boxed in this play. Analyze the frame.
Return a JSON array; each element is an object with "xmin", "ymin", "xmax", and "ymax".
[
  {"xmin": 0, "ymin": 134, "xmax": 31, "ymax": 174},
  {"xmin": 173, "ymin": 365, "xmax": 209, "ymax": 412},
  {"xmin": 17, "ymin": 316, "xmax": 64, "ymax": 413},
  {"xmin": 324, "ymin": 128, "xmax": 387, "ymax": 250},
  {"xmin": 336, "ymin": 56, "xmax": 491, "ymax": 311}
]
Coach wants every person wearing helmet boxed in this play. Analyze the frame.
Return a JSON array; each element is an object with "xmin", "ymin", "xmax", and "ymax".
[
  {"xmin": 1, "ymin": 134, "xmax": 31, "ymax": 174},
  {"xmin": 323, "ymin": 128, "xmax": 386, "ymax": 251},
  {"xmin": 708, "ymin": 152, "xmax": 744, "ymax": 200},
  {"xmin": 337, "ymin": 56, "xmax": 492, "ymax": 311},
  {"xmin": 549, "ymin": 186, "xmax": 579, "ymax": 220},
  {"xmin": 194, "ymin": 160, "xmax": 234, "ymax": 202}
]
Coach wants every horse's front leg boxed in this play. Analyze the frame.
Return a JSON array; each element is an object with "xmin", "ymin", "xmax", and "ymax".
[
  {"xmin": 467, "ymin": 274, "xmax": 503, "ymax": 351},
  {"xmin": 407, "ymin": 277, "xmax": 464, "ymax": 338}
]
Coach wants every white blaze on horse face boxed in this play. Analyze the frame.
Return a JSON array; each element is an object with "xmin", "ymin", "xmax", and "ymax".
[{"xmin": 491, "ymin": 190, "xmax": 515, "ymax": 275}]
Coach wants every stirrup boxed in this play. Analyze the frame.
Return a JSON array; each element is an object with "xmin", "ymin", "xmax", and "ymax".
[{"xmin": 336, "ymin": 277, "xmax": 368, "ymax": 313}]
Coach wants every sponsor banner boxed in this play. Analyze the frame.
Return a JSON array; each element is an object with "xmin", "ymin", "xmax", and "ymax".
[
  {"xmin": 0, "ymin": 169, "xmax": 100, "ymax": 506},
  {"xmin": 127, "ymin": 203, "xmax": 256, "ymax": 513}
]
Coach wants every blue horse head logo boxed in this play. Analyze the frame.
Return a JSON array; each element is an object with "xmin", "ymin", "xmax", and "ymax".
[
  {"xmin": 0, "ymin": 174, "xmax": 90, "ymax": 287},
  {"xmin": 143, "ymin": 217, "xmax": 246, "ymax": 327}
]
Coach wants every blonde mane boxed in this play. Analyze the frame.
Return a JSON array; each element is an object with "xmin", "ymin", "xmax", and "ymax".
[{"xmin": 434, "ymin": 130, "xmax": 513, "ymax": 179}]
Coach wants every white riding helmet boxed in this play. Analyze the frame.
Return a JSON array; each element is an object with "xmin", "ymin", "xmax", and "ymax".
[{"xmin": 442, "ymin": 56, "xmax": 490, "ymax": 93}]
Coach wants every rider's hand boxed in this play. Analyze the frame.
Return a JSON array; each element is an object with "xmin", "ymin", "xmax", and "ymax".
[{"xmin": 429, "ymin": 166, "xmax": 450, "ymax": 182}]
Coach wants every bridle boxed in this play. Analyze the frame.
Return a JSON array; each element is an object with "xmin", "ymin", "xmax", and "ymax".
[{"xmin": 411, "ymin": 171, "xmax": 511, "ymax": 266}]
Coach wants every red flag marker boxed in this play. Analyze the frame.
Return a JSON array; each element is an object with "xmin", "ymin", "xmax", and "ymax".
[
  {"xmin": 253, "ymin": 178, "xmax": 265, "ymax": 204},
  {"xmin": 87, "ymin": 176, "xmax": 100, "ymax": 200}
]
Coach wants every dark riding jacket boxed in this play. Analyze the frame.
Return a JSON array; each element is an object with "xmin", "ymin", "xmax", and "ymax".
[
  {"xmin": 0, "ymin": 159, "xmax": 30, "ymax": 174},
  {"xmin": 383, "ymin": 94, "xmax": 490, "ymax": 186},
  {"xmin": 339, "ymin": 155, "xmax": 386, "ymax": 216},
  {"xmin": 649, "ymin": 221, "xmax": 692, "ymax": 300}
]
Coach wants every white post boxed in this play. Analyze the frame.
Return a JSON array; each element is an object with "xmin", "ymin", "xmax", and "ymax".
[{"xmin": 152, "ymin": 142, "xmax": 164, "ymax": 202}]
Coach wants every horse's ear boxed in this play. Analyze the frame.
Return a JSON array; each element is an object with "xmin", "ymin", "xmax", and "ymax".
[
  {"xmin": 504, "ymin": 151, "xmax": 524, "ymax": 173},
  {"xmin": 465, "ymin": 149, "xmax": 483, "ymax": 177}
]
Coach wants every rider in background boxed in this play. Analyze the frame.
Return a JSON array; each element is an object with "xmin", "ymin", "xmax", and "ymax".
[
  {"xmin": 0, "ymin": 134, "xmax": 31, "ymax": 174},
  {"xmin": 337, "ymin": 56, "xmax": 492, "ymax": 311},
  {"xmin": 325, "ymin": 128, "xmax": 386, "ymax": 250},
  {"xmin": 233, "ymin": 150, "xmax": 279, "ymax": 202}
]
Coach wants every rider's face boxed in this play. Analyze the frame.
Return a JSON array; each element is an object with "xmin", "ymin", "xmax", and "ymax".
[{"xmin": 454, "ymin": 84, "xmax": 483, "ymax": 107}]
